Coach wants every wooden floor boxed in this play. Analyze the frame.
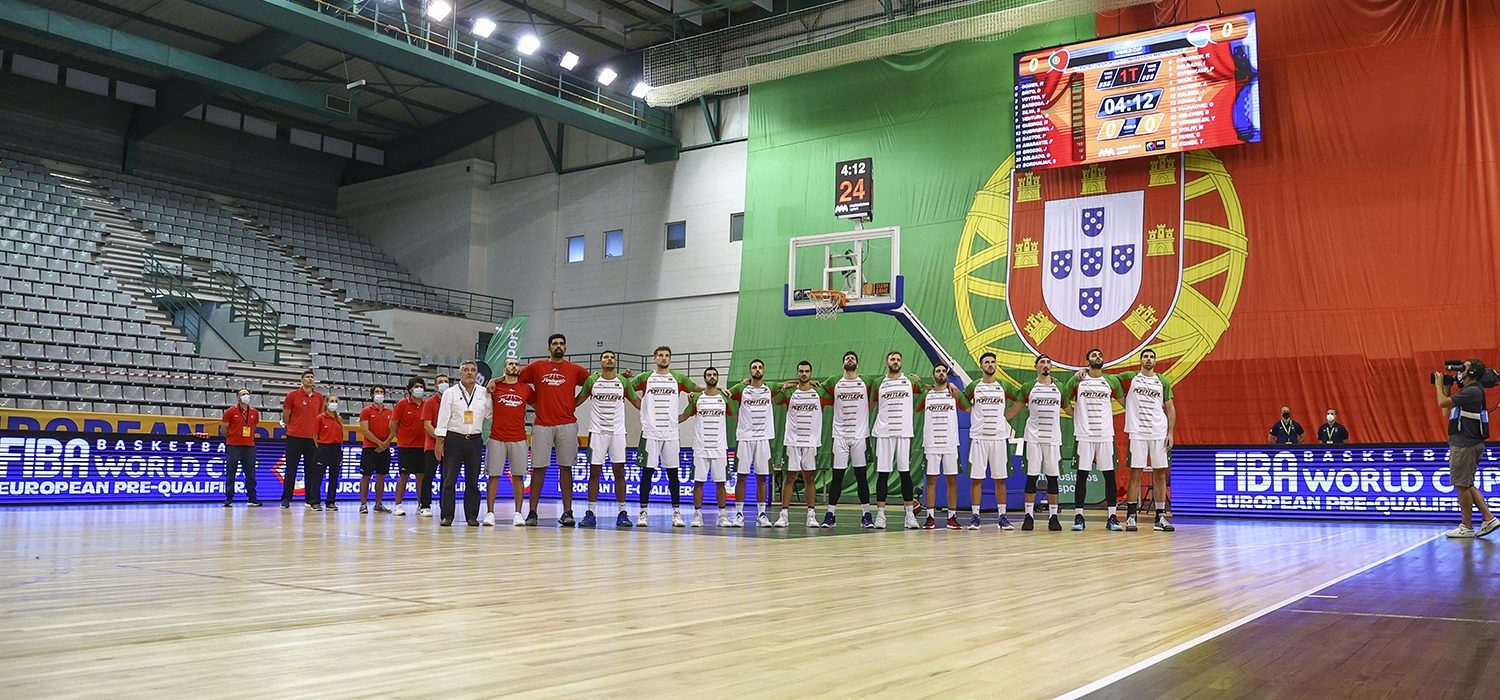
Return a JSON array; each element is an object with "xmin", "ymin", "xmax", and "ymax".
[{"xmin": 0, "ymin": 505, "xmax": 1441, "ymax": 699}]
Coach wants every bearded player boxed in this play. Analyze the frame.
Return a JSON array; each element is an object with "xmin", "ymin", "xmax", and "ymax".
[
  {"xmin": 775, "ymin": 361, "xmax": 831, "ymax": 528},
  {"xmin": 872, "ymin": 351, "xmax": 925, "ymax": 530},
  {"xmin": 1069, "ymin": 348, "xmax": 1126, "ymax": 532},
  {"xmin": 1007, "ymin": 355, "xmax": 1069, "ymax": 531},
  {"xmin": 966, "ymin": 352, "xmax": 1017, "ymax": 530},
  {"xmin": 919, "ymin": 363, "xmax": 969, "ymax": 529},
  {"xmin": 728, "ymin": 360, "xmax": 776, "ymax": 528},
  {"xmin": 575, "ymin": 350, "xmax": 638, "ymax": 528},
  {"xmin": 818, "ymin": 351, "xmax": 876, "ymax": 528},
  {"xmin": 1114, "ymin": 348, "xmax": 1177, "ymax": 531},
  {"xmin": 681, "ymin": 367, "xmax": 737, "ymax": 527}
]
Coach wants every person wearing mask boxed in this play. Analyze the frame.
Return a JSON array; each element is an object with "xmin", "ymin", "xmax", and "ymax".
[
  {"xmin": 311, "ymin": 395, "xmax": 345, "ymax": 511},
  {"xmin": 433, "ymin": 361, "xmax": 492, "ymax": 527},
  {"xmin": 1268, "ymin": 406, "xmax": 1304, "ymax": 445},
  {"xmin": 279, "ymin": 370, "xmax": 324, "ymax": 508},
  {"xmin": 417, "ymin": 373, "xmax": 451, "ymax": 517},
  {"xmin": 390, "ymin": 378, "xmax": 429, "ymax": 516},
  {"xmin": 358, "ymin": 386, "xmax": 395, "ymax": 513},
  {"xmin": 1318, "ymin": 409, "xmax": 1349, "ymax": 444},
  {"xmin": 219, "ymin": 387, "xmax": 260, "ymax": 507}
]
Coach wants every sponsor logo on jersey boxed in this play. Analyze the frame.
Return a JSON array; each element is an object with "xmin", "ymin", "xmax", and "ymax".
[
  {"xmin": 542, "ymin": 372, "xmax": 568, "ymax": 387},
  {"xmin": 496, "ymin": 393, "xmax": 526, "ymax": 408},
  {"xmin": 648, "ymin": 387, "xmax": 678, "ymax": 396}
]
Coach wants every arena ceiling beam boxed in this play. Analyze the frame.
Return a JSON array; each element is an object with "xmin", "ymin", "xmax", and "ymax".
[
  {"xmin": 344, "ymin": 102, "xmax": 532, "ymax": 182},
  {"xmin": 126, "ymin": 29, "xmax": 307, "ymax": 143},
  {"xmin": 186, "ymin": 0, "xmax": 679, "ymax": 156}
]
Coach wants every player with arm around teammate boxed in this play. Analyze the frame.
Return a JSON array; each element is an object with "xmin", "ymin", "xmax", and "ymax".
[
  {"xmin": 965, "ymin": 352, "xmax": 1017, "ymax": 530},
  {"xmin": 919, "ymin": 362, "xmax": 970, "ymax": 529},
  {"xmin": 1117, "ymin": 348, "xmax": 1177, "ymax": 532},
  {"xmin": 774, "ymin": 361, "xmax": 831, "ymax": 528},
  {"xmin": 728, "ymin": 360, "xmax": 776, "ymax": 528},
  {"xmin": 575, "ymin": 350, "xmax": 638, "ymax": 527},
  {"xmin": 1007, "ymin": 355, "xmax": 1070, "ymax": 532},
  {"xmin": 681, "ymin": 367, "xmax": 738, "ymax": 527},
  {"xmin": 871, "ymin": 351, "xmax": 926, "ymax": 530},
  {"xmin": 1068, "ymin": 348, "xmax": 1126, "ymax": 532}
]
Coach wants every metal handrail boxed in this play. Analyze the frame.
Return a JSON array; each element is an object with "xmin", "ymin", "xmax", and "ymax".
[
  {"xmin": 374, "ymin": 279, "xmax": 515, "ymax": 324},
  {"xmin": 496, "ymin": 351, "xmax": 738, "ymax": 379},
  {"xmin": 200, "ymin": 264, "xmax": 282, "ymax": 363},
  {"xmin": 142, "ymin": 252, "xmax": 282, "ymax": 363},
  {"xmin": 291, "ymin": 0, "xmax": 675, "ymax": 136}
]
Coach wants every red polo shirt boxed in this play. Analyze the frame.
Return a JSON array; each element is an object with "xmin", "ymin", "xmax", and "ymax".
[
  {"xmin": 391, "ymin": 397, "xmax": 427, "ymax": 448},
  {"xmin": 421, "ymin": 394, "xmax": 442, "ymax": 450},
  {"xmin": 489, "ymin": 381, "xmax": 535, "ymax": 442},
  {"xmin": 359, "ymin": 404, "xmax": 394, "ymax": 448},
  {"xmin": 281, "ymin": 388, "xmax": 324, "ymax": 439},
  {"xmin": 221, "ymin": 404, "xmax": 259, "ymax": 446},
  {"xmin": 315, "ymin": 413, "xmax": 343, "ymax": 445},
  {"xmin": 519, "ymin": 359, "xmax": 590, "ymax": 426}
]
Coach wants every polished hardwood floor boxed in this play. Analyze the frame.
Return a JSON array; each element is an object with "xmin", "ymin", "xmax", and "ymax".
[{"xmin": 0, "ymin": 505, "xmax": 1443, "ymax": 698}]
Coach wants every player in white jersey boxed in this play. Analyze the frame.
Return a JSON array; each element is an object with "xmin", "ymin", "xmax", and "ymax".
[
  {"xmin": 918, "ymin": 363, "xmax": 970, "ymax": 530},
  {"xmin": 680, "ymin": 367, "xmax": 738, "ymax": 527},
  {"xmin": 966, "ymin": 352, "xmax": 1017, "ymax": 531},
  {"xmin": 1117, "ymin": 348, "xmax": 1177, "ymax": 532},
  {"xmin": 872, "ymin": 351, "xmax": 925, "ymax": 530},
  {"xmin": 628, "ymin": 346, "xmax": 699, "ymax": 527},
  {"xmin": 1006, "ymin": 354, "xmax": 1070, "ymax": 532},
  {"xmin": 818, "ymin": 350, "xmax": 876, "ymax": 529},
  {"xmin": 1069, "ymin": 348, "xmax": 1126, "ymax": 532},
  {"xmin": 729, "ymin": 360, "xmax": 776, "ymax": 528},
  {"xmin": 576, "ymin": 350, "xmax": 638, "ymax": 528},
  {"xmin": 775, "ymin": 361, "xmax": 830, "ymax": 528}
]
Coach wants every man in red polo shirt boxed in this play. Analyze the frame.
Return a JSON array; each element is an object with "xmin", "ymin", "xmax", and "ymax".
[
  {"xmin": 358, "ymin": 385, "xmax": 395, "ymax": 514},
  {"xmin": 220, "ymin": 387, "xmax": 261, "ymax": 507},
  {"xmin": 485, "ymin": 358, "xmax": 534, "ymax": 526},
  {"xmin": 390, "ymin": 377, "xmax": 429, "ymax": 517},
  {"xmin": 279, "ymin": 370, "xmax": 324, "ymax": 508},
  {"xmin": 518, "ymin": 334, "xmax": 590, "ymax": 527},
  {"xmin": 417, "ymin": 372, "xmax": 450, "ymax": 517}
]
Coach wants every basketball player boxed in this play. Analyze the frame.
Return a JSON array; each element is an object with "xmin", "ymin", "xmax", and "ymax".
[
  {"xmin": 1007, "ymin": 355, "xmax": 1069, "ymax": 531},
  {"xmin": 818, "ymin": 351, "xmax": 876, "ymax": 528},
  {"xmin": 575, "ymin": 350, "xmax": 637, "ymax": 527},
  {"xmin": 518, "ymin": 333, "xmax": 591, "ymax": 527},
  {"xmin": 1069, "ymin": 348, "xmax": 1126, "ymax": 532},
  {"xmin": 728, "ymin": 360, "xmax": 776, "ymax": 527},
  {"xmin": 390, "ymin": 378, "xmax": 428, "ymax": 516},
  {"xmin": 966, "ymin": 352, "xmax": 1016, "ymax": 530},
  {"xmin": 919, "ymin": 363, "xmax": 969, "ymax": 529},
  {"xmin": 278, "ymin": 370, "xmax": 324, "ymax": 509},
  {"xmin": 418, "ymin": 372, "xmax": 450, "ymax": 517},
  {"xmin": 629, "ymin": 346, "xmax": 699, "ymax": 527},
  {"xmin": 681, "ymin": 367, "xmax": 737, "ymax": 527},
  {"xmin": 872, "ymin": 351, "xmax": 925, "ymax": 530},
  {"xmin": 1116, "ymin": 348, "xmax": 1177, "ymax": 532},
  {"xmin": 484, "ymin": 358, "xmax": 533, "ymax": 527},
  {"xmin": 775, "ymin": 361, "xmax": 830, "ymax": 528}
]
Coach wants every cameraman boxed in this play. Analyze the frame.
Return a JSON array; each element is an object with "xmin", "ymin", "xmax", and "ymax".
[{"xmin": 1434, "ymin": 359, "xmax": 1498, "ymax": 538}]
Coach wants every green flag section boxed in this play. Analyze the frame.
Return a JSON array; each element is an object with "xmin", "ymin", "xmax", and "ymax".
[{"xmin": 481, "ymin": 315, "xmax": 528, "ymax": 437}]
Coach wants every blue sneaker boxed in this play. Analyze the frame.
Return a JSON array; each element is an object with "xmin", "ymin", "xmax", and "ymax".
[
  {"xmin": 1106, "ymin": 515, "xmax": 1123, "ymax": 531},
  {"xmin": 579, "ymin": 510, "xmax": 597, "ymax": 528},
  {"xmin": 615, "ymin": 510, "xmax": 632, "ymax": 528},
  {"xmin": 967, "ymin": 514, "xmax": 981, "ymax": 530},
  {"xmin": 1072, "ymin": 514, "xmax": 1086, "ymax": 531},
  {"xmin": 821, "ymin": 511, "xmax": 836, "ymax": 528},
  {"xmin": 860, "ymin": 512, "xmax": 875, "ymax": 529},
  {"xmin": 998, "ymin": 515, "xmax": 1015, "ymax": 531}
]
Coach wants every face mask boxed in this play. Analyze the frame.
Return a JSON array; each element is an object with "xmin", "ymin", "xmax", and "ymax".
[
  {"xmin": 1282, "ymin": 411, "xmax": 1291, "ymax": 419},
  {"xmin": 411, "ymin": 388, "xmax": 424, "ymax": 399},
  {"xmin": 238, "ymin": 394, "xmax": 250, "ymax": 405},
  {"xmin": 1326, "ymin": 413, "xmax": 1336, "ymax": 423},
  {"xmin": 373, "ymin": 394, "xmax": 386, "ymax": 404},
  {"xmin": 437, "ymin": 382, "xmax": 450, "ymax": 393},
  {"xmin": 328, "ymin": 402, "xmax": 340, "ymax": 411}
]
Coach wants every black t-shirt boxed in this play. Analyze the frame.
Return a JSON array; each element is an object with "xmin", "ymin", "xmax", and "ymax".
[
  {"xmin": 1449, "ymin": 385, "xmax": 1488, "ymax": 447},
  {"xmin": 1269, "ymin": 419, "xmax": 1304, "ymax": 444},
  {"xmin": 1318, "ymin": 422, "xmax": 1348, "ymax": 444}
]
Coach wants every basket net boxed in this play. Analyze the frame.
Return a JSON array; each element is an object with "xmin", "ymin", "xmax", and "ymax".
[{"xmin": 809, "ymin": 290, "xmax": 848, "ymax": 320}]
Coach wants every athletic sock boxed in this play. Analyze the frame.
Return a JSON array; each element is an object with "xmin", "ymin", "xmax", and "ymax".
[
  {"xmin": 904, "ymin": 504, "xmax": 914, "ymax": 516},
  {"xmin": 1108, "ymin": 506, "xmax": 1117, "ymax": 517},
  {"xmin": 588, "ymin": 501, "xmax": 597, "ymax": 513},
  {"xmin": 1025, "ymin": 503, "xmax": 1035, "ymax": 515},
  {"xmin": 971, "ymin": 505, "xmax": 980, "ymax": 516},
  {"xmin": 861, "ymin": 504, "xmax": 870, "ymax": 514},
  {"xmin": 1074, "ymin": 507, "xmax": 1084, "ymax": 516},
  {"xmin": 694, "ymin": 507, "xmax": 702, "ymax": 516},
  {"xmin": 829, "ymin": 504, "xmax": 838, "ymax": 514},
  {"xmin": 1049, "ymin": 504, "xmax": 1059, "ymax": 516},
  {"xmin": 1127, "ymin": 502, "xmax": 1138, "ymax": 516}
]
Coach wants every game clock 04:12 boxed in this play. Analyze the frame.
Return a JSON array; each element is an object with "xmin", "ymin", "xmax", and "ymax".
[{"xmin": 834, "ymin": 158, "xmax": 873, "ymax": 220}]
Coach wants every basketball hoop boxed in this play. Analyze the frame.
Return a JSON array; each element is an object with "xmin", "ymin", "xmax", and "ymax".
[{"xmin": 808, "ymin": 290, "xmax": 847, "ymax": 320}]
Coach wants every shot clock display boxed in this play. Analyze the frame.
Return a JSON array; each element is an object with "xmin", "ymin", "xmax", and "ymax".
[
  {"xmin": 1014, "ymin": 11, "xmax": 1261, "ymax": 170},
  {"xmin": 834, "ymin": 158, "xmax": 873, "ymax": 220}
]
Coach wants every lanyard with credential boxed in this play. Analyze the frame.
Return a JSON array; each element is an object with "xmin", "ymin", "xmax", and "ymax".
[{"xmin": 459, "ymin": 384, "xmax": 478, "ymax": 429}]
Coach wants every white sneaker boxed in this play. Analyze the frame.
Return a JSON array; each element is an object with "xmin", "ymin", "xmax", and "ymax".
[
  {"xmin": 393, "ymin": 504, "xmax": 406, "ymax": 516},
  {"xmin": 1447, "ymin": 524, "xmax": 1477, "ymax": 538},
  {"xmin": 637, "ymin": 510, "xmax": 650, "ymax": 527},
  {"xmin": 689, "ymin": 513, "xmax": 704, "ymax": 527},
  {"xmin": 805, "ymin": 511, "xmax": 819, "ymax": 528},
  {"xmin": 756, "ymin": 513, "xmax": 773, "ymax": 528},
  {"xmin": 482, "ymin": 512, "xmax": 495, "ymax": 526},
  {"xmin": 904, "ymin": 513, "xmax": 920, "ymax": 530},
  {"xmin": 773, "ymin": 512, "xmax": 789, "ymax": 528},
  {"xmin": 733, "ymin": 512, "xmax": 745, "ymax": 528},
  {"xmin": 1477, "ymin": 517, "xmax": 1500, "ymax": 538},
  {"xmin": 672, "ymin": 511, "xmax": 686, "ymax": 528},
  {"xmin": 512, "ymin": 512, "xmax": 525, "ymax": 527},
  {"xmin": 873, "ymin": 513, "xmax": 887, "ymax": 529},
  {"xmin": 418, "ymin": 508, "xmax": 433, "ymax": 517},
  {"xmin": 716, "ymin": 514, "xmax": 731, "ymax": 528}
]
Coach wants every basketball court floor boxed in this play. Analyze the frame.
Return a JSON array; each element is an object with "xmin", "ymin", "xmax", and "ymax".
[{"xmin": 2, "ymin": 505, "xmax": 1488, "ymax": 698}]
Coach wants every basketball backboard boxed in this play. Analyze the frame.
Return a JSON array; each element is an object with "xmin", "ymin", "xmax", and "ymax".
[{"xmin": 785, "ymin": 227, "xmax": 902, "ymax": 316}]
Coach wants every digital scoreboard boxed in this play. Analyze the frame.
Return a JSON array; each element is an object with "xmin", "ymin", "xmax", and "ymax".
[
  {"xmin": 834, "ymin": 158, "xmax": 873, "ymax": 220},
  {"xmin": 1014, "ymin": 11, "xmax": 1261, "ymax": 170}
]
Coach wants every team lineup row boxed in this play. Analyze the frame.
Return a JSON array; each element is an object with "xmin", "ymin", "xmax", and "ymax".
[{"xmin": 225, "ymin": 335, "xmax": 1179, "ymax": 533}]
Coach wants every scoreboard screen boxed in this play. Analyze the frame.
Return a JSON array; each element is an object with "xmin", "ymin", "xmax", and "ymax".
[{"xmin": 1013, "ymin": 11, "xmax": 1261, "ymax": 170}]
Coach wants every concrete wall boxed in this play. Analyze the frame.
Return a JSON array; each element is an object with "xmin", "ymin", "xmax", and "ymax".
[{"xmin": 364, "ymin": 308, "xmax": 497, "ymax": 361}]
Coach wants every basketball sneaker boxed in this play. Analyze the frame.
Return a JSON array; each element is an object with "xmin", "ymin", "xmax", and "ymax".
[
  {"xmin": 861, "ymin": 512, "xmax": 875, "ymax": 529},
  {"xmin": 1048, "ymin": 514, "xmax": 1062, "ymax": 531},
  {"xmin": 821, "ymin": 511, "xmax": 836, "ymax": 528},
  {"xmin": 1477, "ymin": 518, "xmax": 1500, "ymax": 538},
  {"xmin": 717, "ymin": 513, "xmax": 732, "ymax": 527},
  {"xmin": 672, "ymin": 511, "xmax": 686, "ymax": 528},
  {"xmin": 513, "ymin": 512, "xmax": 526, "ymax": 527},
  {"xmin": 774, "ymin": 511, "xmax": 789, "ymax": 528},
  {"xmin": 417, "ymin": 507, "xmax": 433, "ymax": 517},
  {"xmin": 1154, "ymin": 517, "xmax": 1176, "ymax": 532},
  {"xmin": 579, "ymin": 511, "xmax": 597, "ymax": 528},
  {"xmin": 325, "ymin": 504, "xmax": 338, "ymax": 511},
  {"xmin": 757, "ymin": 512, "xmax": 773, "ymax": 528},
  {"xmin": 248, "ymin": 501, "xmax": 262, "ymax": 507},
  {"xmin": 1107, "ymin": 515, "xmax": 1123, "ymax": 532},
  {"xmin": 1125, "ymin": 515, "xmax": 1139, "ymax": 532},
  {"xmin": 1447, "ymin": 524, "xmax": 1477, "ymax": 538},
  {"xmin": 690, "ymin": 512, "xmax": 704, "ymax": 528},
  {"xmin": 922, "ymin": 514, "xmax": 936, "ymax": 529},
  {"xmin": 1072, "ymin": 514, "xmax": 1086, "ymax": 531},
  {"xmin": 873, "ymin": 512, "xmax": 888, "ymax": 529},
  {"xmin": 559, "ymin": 511, "xmax": 576, "ymax": 527},
  {"xmin": 946, "ymin": 515, "xmax": 961, "ymax": 530},
  {"xmin": 903, "ymin": 512, "xmax": 921, "ymax": 530},
  {"xmin": 525, "ymin": 511, "xmax": 539, "ymax": 526},
  {"xmin": 393, "ymin": 504, "xmax": 406, "ymax": 516},
  {"xmin": 967, "ymin": 514, "xmax": 981, "ymax": 530},
  {"xmin": 733, "ymin": 511, "xmax": 745, "ymax": 528},
  {"xmin": 637, "ymin": 509, "xmax": 650, "ymax": 527},
  {"xmin": 616, "ymin": 510, "xmax": 633, "ymax": 528},
  {"xmin": 373, "ymin": 504, "xmax": 390, "ymax": 513},
  {"xmin": 358, "ymin": 503, "xmax": 368, "ymax": 514},
  {"xmin": 306, "ymin": 503, "xmax": 321, "ymax": 511},
  {"xmin": 1021, "ymin": 513, "xmax": 1035, "ymax": 531},
  {"xmin": 481, "ymin": 512, "xmax": 495, "ymax": 526},
  {"xmin": 222, "ymin": 502, "xmax": 232, "ymax": 508},
  {"xmin": 999, "ymin": 515, "xmax": 1015, "ymax": 531},
  {"xmin": 805, "ymin": 510, "xmax": 820, "ymax": 528}
]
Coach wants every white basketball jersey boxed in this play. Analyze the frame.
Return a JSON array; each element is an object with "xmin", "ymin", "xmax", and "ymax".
[
  {"xmin": 783, "ymin": 388, "xmax": 825, "ymax": 448},
  {"xmin": 640, "ymin": 372, "xmax": 684, "ymax": 441},
  {"xmin": 1072, "ymin": 374, "xmax": 1117, "ymax": 442},
  {"xmin": 1125, "ymin": 373, "xmax": 1169, "ymax": 439},
  {"xmin": 969, "ymin": 380, "xmax": 1013, "ymax": 441},
  {"xmin": 588, "ymin": 376, "xmax": 627, "ymax": 434},
  {"xmin": 830, "ymin": 376, "xmax": 871, "ymax": 439},
  {"xmin": 735, "ymin": 384, "xmax": 775, "ymax": 442},
  {"xmin": 872, "ymin": 375, "xmax": 915, "ymax": 439},
  {"xmin": 1024, "ymin": 381, "xmax": 1064, "ymax": 446},
  {"xmin": 922, "ymin": 386, "xmax": 960, "ymax": 453},
  {"xmin": 692, "ymin": 393, "xmax": 730, "ymax": 453}
]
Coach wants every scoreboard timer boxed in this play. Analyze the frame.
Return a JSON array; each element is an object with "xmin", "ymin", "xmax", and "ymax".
[
  {"xmin": 834, "ymin": 158, "xmax": 873, "ymax": 220},
  {"xmin": 1013, "ymin": 11, "xmax": 1261, "ymax": 170}
]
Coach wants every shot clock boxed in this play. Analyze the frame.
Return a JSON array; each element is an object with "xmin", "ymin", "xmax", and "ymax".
[{"xmin": 834, "ymin": 158, "xmax": 873, "ymax": 220}]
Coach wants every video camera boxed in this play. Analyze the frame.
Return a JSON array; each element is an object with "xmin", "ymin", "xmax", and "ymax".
[{"xmin": 1431, "ymin": 360, "xmax": 1500, "ymax": 388}]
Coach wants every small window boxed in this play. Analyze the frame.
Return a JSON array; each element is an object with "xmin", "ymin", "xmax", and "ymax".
[
  {"xmin": 604, "ymin": 229, "xmax": 624, "ymax": 258},
  {"xmin": 665, "ymin": 221, "xmax": 686, "ymax": 250},
  {"xmin": 729, "ymin": 212, "xmax": 744, "ymax": 242},
  {"xmin": 566, "ymin": 235, "xmax": 586, "ymax": 263}
]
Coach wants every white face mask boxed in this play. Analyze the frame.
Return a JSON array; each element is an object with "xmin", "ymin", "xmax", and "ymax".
[
  {"xmin": 411, "ymin": 387, "xmax": 425, "ymax": 399},
  {"xmin": 437, "ymin": 382, "xmax": 450, "ymax": 393},
  {"xmin": 238, "ymin": 394, "xmax": 251, "ymax": 405},
  {"xmin": 328, "ymin": 402, "xmax": 340, "ymax": 411},
  {"xmin": 373, "ymin": 394, "xmax": 385, "ymax": 404},
  {"xmin": 1327, "ymin": 413, "xmax": 1336, "ymax": 423}
]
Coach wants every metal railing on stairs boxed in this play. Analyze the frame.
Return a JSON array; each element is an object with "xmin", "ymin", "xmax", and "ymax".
[{"xmin": 140, "ymin": 252, "xmax": 282, "ymax": 364}]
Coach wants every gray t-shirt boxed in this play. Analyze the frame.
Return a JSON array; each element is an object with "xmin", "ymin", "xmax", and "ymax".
[{"xmin": 1448, "ymin": 384, "xmax": 1488, "ymax": 448}]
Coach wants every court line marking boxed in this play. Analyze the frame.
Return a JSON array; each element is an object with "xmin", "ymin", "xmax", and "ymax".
[
  {"xmin": 1305, "ymin": 594, "xmax": 1339, "ymax": 599},
  {"xmin": 1053, "ymin": 532, "xmax": 1442, "ymax": 700},
  {"xmin": 1288, "ymin": 608, "xmax": 1499, "ymax": 625}
]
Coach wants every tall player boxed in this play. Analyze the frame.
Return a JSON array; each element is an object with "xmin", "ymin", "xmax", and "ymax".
[
  {"xmin": 1070, "ymin": 348, "xmax": 1125, "ymax": 531},
  {"xmin": 278, "ymin": 370, "xmax": 324, "ymax": 509},
  {"xmin": 629, "ymin": 346, "xmax": 699, "ymax": 527},
  {"xmin": 1116, "ymin": 348, "xmax": 1177, "ymax": 532},
  {"xmin": 575, "ymin": 350, "xmax": 637, "ymax": 528},
  {"xmin": 775, "ymin": 361, "xmax": 830, "ymax": 528},
  {"xmin": 919, "ymin": 363, "xmax": 969, "ymax": 529},
  {"xmin": 681, "ymin": 367, "xmax": 737, "ymax": 527},
  {"xmin": 872, "ymin": 351, "xmax": 925, "ymax": 530},
  {"xmin": 728, "ymin": 360, "xmax": 776, "ymax": 528},
  {"xmin": 818, "ymin": 351, "xmax": 876, "ymax": 528},
  {"xmin": 1006, "ymin": 355, "xmax": 1068, "ymax": 531},
  {"xmin": 966, "ymin": 352, "xmax": 1016, "ymax": 530},
  {"xmin": 485, "ymin": 358, "xmax": 534, "ymax": 526},
  {"xmin": 518, "ymin": 333, "xmax": 592, "ymax": 527}
]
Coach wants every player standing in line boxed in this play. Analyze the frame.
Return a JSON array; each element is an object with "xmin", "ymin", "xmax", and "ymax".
[
  {"xmin": 389, "ymin": 378, "xmax": 428, "ymax": 516},
  {"xmin": 629, "ymin": 346, "xmax": 699, "ymax": 527},
  {"xmin": 575, "ymin": 350, "xmax": 637, "ymax": 528},
  {"xmin": 965, "ymin": 352, "xmax": 1017, "ymax": 530},
  {"xmin": 919, "ymin": 363, "xmax": 970, "ymax": 529},
  {"xmin": 775, "ymin": 361, "xmax": 830, "ymax": 528},
  {"xmin": 278, "ymin": 370, "xmax": 324, "ymax": 509},
  {"xmin": 1006, "ymin": 355, "xmax": 1069, "ymax": 531},
  {"xmin": 681, "ymin": 368, "xmax": 738, "ymax": 527},
  {"xmin": 518, "ymin": 333, "xmax": 592, "ymax": 527},
  {"xmin": 818, "ymin": 351, "xmax": 876, "ymax": 528},
  {"xmin": 728, "ymin": 360, "xmax": 776, "ymax": 528},
  {"xmin": 872, "ymin": 351, "xmax": 925, "ymax": 530},
  {"xmin": 418, "ymin": 373, "xmax": 450, "ymax": 517},
  {"xmin": 356, "ymin": 386, "xmax": 394, "ymax": 514},
  {"xmin": 1116, "ymin": 348, "xmax": 1177, "ymax": 532},
  {"xmin": 484, "ymin": 358, "xmax": 534, "ymax": 526},
  {"xmin": 1069, "ymin": 348, "xmax": 1125, "ymax": 532}
]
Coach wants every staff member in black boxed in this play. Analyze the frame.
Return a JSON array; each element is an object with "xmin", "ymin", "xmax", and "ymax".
[
  {"xmin": 434, "ymin": 360, "xmax": 492, "ymax": 527},
  {"xmin": 1318, "ymin": 409, "xmax": 1349, "ymax": 444},
  {"xmin": 1268, "ymin": 406, "xmax": 1304, "ymax": 444}
]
